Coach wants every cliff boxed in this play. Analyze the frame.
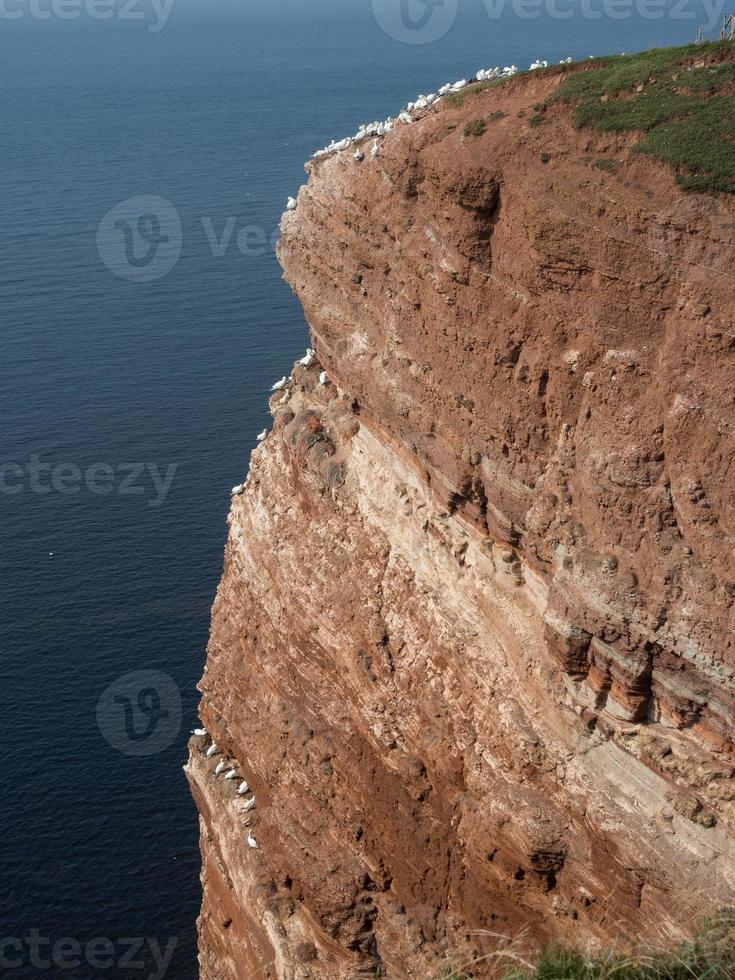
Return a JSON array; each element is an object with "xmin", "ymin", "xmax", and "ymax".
[{"xmin": 187, "ymin": 48, "xmax": 735, "ymax": 979}]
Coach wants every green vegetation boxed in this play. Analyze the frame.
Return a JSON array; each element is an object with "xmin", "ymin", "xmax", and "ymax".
[
  {"xmin": 435, "ymin": 910, "xmax": 735, "ymax": 979},
  {"xmin": 464, "ymin": 119, "xmax": 488, "ymax": 137},
  {"xmin": 555, "ymin": 42, "xmax": 735, "ymax": 192},
  {"xmin": 448, "ymin": 79, "xmax": 503, "ymax": 107},
  {"xmin": 504, "ymin": 937, "xmax": 735, "ymax": 978},
  {"xmin": 529, "ymin": 114, "xmax": 547, "ymax": 127}
]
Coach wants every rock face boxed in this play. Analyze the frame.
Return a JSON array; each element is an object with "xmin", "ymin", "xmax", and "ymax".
[{"xmin": 187, "ymin": 67, "xmax": 735, "ymax": 978}]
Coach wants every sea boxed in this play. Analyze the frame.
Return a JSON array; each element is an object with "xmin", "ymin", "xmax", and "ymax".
[{"xmin": 0, "ymin": 1, "xmax": 711, "ymax": 975}]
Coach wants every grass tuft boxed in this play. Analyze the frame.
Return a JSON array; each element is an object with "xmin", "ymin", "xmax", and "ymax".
[
  {"xmin": 464, "ymin": 119, "xmax": 488, "ymax": 137},
  {"xmin": 434, "ymin": 909, "xmax": 735, "ymax": 979}
]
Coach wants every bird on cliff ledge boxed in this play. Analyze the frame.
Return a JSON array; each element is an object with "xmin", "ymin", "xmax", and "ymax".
[
  {"xmin": 191, "ymin": 728, "xmax": 207, "ymax": 737},
  {"xmin": 242, "ymin": 795, "xmax": 256, "ymax": 812},
  {"xmin": 206, "ymin": 743, "xmax": 219, "ymax": 758},
  {"xmin": 319, "ymin": 371, "xmax": 328, "ymax": 385},
  {"xmin": 214, "ymin": 760, "xmax": 228, "ymax": 776},
  {"xmin": 256, "ymin": 429, "xmax": 268, "ymax": 442},
  {"xmin": 224, "ymin": 769, "xmax": 239, "ymax": 780},
  {"xmin": 271, "ymin": 376, "xmax": 289, "ymax": 392},
  {"xmin": 299, "ymin": 348, "xmax": 316, "ymax": 367},
  {"xmin": 237, "ymin": 781, "xmax": 249, "ymax": 795},
  {"xmin": 247, "ymin": 832, "xmax": 258, "ymax": 849},
  {"xmin": 286, "ymin": 196, "xmax": 297, "ymax": 211}
]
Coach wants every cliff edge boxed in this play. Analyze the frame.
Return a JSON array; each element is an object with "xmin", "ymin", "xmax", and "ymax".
[{"xmin": 187, "ymin": 47, "xmax": 735, "ymax": 979}]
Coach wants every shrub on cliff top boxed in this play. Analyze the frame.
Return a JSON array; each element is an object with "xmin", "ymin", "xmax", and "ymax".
[{"xmin": 555, "ymin": 41, "xmax": 735, "ymax": 193}]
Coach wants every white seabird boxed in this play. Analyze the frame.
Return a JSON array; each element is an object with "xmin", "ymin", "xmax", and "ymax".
[
  {"xmin": 354, "ymin": 150, "xmax": 364, "ymax": 162},
  {"xmin": 231, "ymin": 484, "xmax": 245, "ymax": 496},
  {"xmin": 224, "ymin": 769, "xmax": 239, "ymax": 780},
  {"xmin": 206, "ymin": 743, "xmax": 219, "ymax": 758},
  {"xmin": 286, "ymin": 196, "xmax": 297, "ymax": 211},
  {"xmin": 370, "ymin": 140, "xmax": 380, "ymax": 160},
  {"xmin": 192, "ymin": 728, "xmax": 207, "ymax": 737},
  {"xmin": 237, "ymin": 781, "xmax": 249, "ymax": 795},
  {"xmin": 247, "ymin": 832, "xmax": 258, "ymax": 849},
  {"xmin": 271, "ymin": 376, "xmax": 289, "ymax": 391},
  {"xmin": 257, "ymin": 429, "xmax": 268, "ymax": 442},
  {"xmin": 242, "ymin": 795, "xmax": 256, "ymax": 812},
  {"xmin": 214, "ymin": 760, "xmax": 227, "ymax": 775},
  {"xmin": 299, "ymin": 348, "xmax": 316, "ymax": 367},
  {"xmin": 319, "ymin": 371, "xmax": 328, "ymax": 385}
]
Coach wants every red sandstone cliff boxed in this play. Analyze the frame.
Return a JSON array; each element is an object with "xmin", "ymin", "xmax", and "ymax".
[{"xmin": 186, "ymin": 61, "xmax": 735, "ymax": 979}]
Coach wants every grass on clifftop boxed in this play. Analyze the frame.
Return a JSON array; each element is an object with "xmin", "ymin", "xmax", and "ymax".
[
  {"xmin": 433, "ymin": 910, "xmax": 735, "ymax": 979},
  {"xmin": 554, "ymin": 41, "xmax": 735, "ymax": 192}
]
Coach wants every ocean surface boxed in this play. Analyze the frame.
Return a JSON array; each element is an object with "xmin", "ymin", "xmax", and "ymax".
[{"xmin": 0, "ymin": 2, "xmax": 708, "ymax": 975}]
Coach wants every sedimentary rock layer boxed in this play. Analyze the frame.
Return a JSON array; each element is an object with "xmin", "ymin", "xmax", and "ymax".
[{"xmin": 187, "ymin": 63, "xmax": 735, "ymax": 978}]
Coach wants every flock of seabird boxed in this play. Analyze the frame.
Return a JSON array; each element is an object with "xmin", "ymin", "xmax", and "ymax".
[
  {"xmin": 237, "ymin": 57, "xmax": 582, "ymax": 496},
  {"xmin": 279, "ymin": 55, "xmax": 576, "ymax": 213},
  {"xmin": 192, "ymin": 728, "xmax": 259, "ymax": 849}
]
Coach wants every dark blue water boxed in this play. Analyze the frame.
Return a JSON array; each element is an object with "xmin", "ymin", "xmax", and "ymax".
[{"xmin": 0, "ymin": 2, "xmax": 707, "ymax": 976}]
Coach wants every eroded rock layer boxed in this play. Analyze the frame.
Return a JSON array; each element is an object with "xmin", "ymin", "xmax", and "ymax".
[{"xmin": 187, "ymin": 66, "xmax": 735, "ymax": 979}]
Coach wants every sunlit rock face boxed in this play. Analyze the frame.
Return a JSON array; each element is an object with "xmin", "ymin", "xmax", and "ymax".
[{"xmin": 187, "ymin": 66, "xmax": 735, "ymax": 980}]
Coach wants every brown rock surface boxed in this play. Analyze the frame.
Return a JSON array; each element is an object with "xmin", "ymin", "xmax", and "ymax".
[{"xmin": 186, "ymin": 65, "xmax": 735, "ymax": 978}]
